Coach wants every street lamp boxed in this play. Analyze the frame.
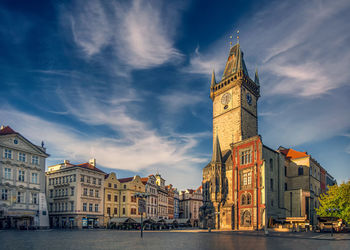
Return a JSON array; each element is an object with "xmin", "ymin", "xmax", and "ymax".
[
  {"xmin": 327, "ymin": 208, "xmax": 339, "ymax": 237},
  {"xmin": 134, "ymin": 192, "xmax": 149, "ymax": 238}
]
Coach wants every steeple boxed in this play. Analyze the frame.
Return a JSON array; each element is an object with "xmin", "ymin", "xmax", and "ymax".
[
  {"xmin": 211, "ymin": 70, "xmax": 216, "ymax": 87},
  {"xmin": 254, "ymin": 68, "xmax": 260, "ymax": 86},
  {"xmin": 222, "ymin": 43, "xmax": 249, "ymax": 80},
  {"xmin": 212, "ymin": 134, "xmax": 222, "ymax": 163}
]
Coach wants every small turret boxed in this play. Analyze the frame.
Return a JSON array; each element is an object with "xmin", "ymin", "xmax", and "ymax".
[
  {"xmin": 254, "ymin": 68, "xmax": 260, "ymax": 86},
  {"xmin": 211, "ymin": 70, "xmax": 216, "ymax": 87},
  {"xmin": 212, "ymin": 134, "xmax": 222, "ymax": 164}
]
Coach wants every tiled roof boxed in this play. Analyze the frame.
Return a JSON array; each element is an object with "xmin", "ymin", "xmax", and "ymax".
[
  {"xmin": 141, "ymin": 177, "xmax": 149, "ymax": 185},
  {"xmin": 0, "ymin": 126, "xmax": 17, "ymax": 135},
  {"xmin": 118, "ymin": 177, "xmax": 134, "ymax": 183},
  {"xmin": 280, "ymin": 148, "xmax": 309, "ymax": 159},
  {"xmin": 75, "ymin": 163, "xmax": 105, "ymax": 174}
]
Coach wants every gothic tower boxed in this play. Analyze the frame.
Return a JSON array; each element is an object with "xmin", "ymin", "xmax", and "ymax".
[{"xmin": 210, "ymin": 43, "xmax": 260, "ymax": 151}]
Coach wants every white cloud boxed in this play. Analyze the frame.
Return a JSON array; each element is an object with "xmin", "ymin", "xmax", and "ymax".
[{"xmin": 65, "ymin": 0, "xmax": 183, "ymax": 69}]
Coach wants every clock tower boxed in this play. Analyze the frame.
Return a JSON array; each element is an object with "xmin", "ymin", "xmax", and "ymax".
[{"xmin": 210, "ymin": 43, "xmax": 260, "ymax": 151}]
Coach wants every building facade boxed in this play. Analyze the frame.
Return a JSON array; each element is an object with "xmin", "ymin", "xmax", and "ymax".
[
  {"xmin": 141, "ymin": 175, "xmax": 158, "ymax": 220},
  {"xmin": 200, "ymin": 43, "xmax": 286, "ymax": 230},
  {"xmin": 46, "ymin": 159, "xmax": 105, "ymax": 229},
  {"xmin": 166, "ymin": 185, "xmax": 175, "ymax": 220},
  {"xmin": 0, "ymin": 126, "xmax": 49, "ymax": 229},
  {"xmin": 173, "ymin": 188, "xmax": 180, "ymax": 219},
  {"xmin": 116, "ymin": 176, "xmax": 145, "ymax": 219},
  {"xmin": 179, "ymin": 187, "xmax": 203, "ymax": 227},
  {"xmin": 103, "ymin": 172, "xmax": 120, "ymax": 227},
  {"xmin": 156, "ymin": 174, "xmax": 168, "ymax": 219}
]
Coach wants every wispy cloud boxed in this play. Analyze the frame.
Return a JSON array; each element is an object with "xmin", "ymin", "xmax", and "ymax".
[{"xmin": 64, "ymin": 0, "xmax": 184, "ymax": 69}]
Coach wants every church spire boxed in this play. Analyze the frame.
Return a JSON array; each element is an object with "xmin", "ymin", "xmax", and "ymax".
[
  {"xmin": 211, "ymin": 70, "xmax": 216, "ymax": 87},
  {"xmin": 222, "ymin": 43, "xmax": 249, "ymax": 80},
  {"xmin": 254, "ymin": 68, "xmax": 260, "ymax": 86},
  {"xmin": 212, "ymin": 133, "xmax": 222, "ymax": 164}
]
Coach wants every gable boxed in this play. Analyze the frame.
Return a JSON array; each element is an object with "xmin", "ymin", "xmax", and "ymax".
[{"xmin": 0, "ymin": 134, "xmax": 48, "ymax": 157}]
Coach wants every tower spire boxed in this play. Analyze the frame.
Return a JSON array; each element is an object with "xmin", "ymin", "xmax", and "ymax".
[
  {"xmin": 254, "ymin": 68, "xmax": 260, "ymax": 86},
  {"xmin": 212, "ymin": 133, "xmax": 222, "ymax": 164},
  {"xmin": 211, "ymin": 69, "xmax": 216, "ymax": 87}
]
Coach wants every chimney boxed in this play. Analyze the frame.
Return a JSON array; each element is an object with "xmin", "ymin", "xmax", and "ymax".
[{"xmin": 89, "ymin": 158, "xmax": 96, "ymax": 167}]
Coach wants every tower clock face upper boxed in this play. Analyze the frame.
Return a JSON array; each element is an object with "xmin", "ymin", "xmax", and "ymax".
[{"xmin": 221, "ymin": 93, "xmax": 231, "ymax": 105}]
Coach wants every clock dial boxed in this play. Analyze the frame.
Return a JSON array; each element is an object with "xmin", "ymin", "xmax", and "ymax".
[
  {"xmin": 221, "ymin": 93, "xmax": 231, "ymax": 105},
  {"xmin": 246, "ymin": 93, "xmax": 252, "ymax": 105}
]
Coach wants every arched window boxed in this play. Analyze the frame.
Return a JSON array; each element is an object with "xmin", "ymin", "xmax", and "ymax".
[
  {"xmin": 241, "ymin": 194, "xmax": 246, "ymax": 205},
  {"xmin": 240, "ymin": 210, "xmax": 251, "ymax": 226},
  {"xmin": 247, "ymin": 194, "xmax": 252, "ymax": 205}
]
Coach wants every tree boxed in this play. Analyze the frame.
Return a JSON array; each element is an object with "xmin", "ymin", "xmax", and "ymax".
[{"xmin": 316, "ymin": 180, "xmax": 350, "ymax": 223}]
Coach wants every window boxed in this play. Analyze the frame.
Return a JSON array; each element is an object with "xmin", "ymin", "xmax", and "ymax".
[
  {"xmin": 32, "ymin": 193, "xmax": 38, "ymax": 204},
  {"xmin": 59, "ymin": 177, "xmax": 61, "ymax": 184},
  {"xmin": 108, "ymin": 183, "xmax": 112, "ymax": 188},
  {"xmin": 131, "ymin": 208, "xmax": 137, "ymax": 215},
  {"xmin": 89, "ymin": 189, "xmax": 93, "ymax": 197},
  {"xmin": 71, "ymin": 202, "xmax": 74, "ymax": 212},
  {"xmin": 50, "ymin": 190, "xmax": 53, "ymax": 198},
  {"xmin": 241, "ymin": 172, "xmax": 252, "ymax": 186},
  {"xmin": 285, "ymin": 183, "xmax": 288, "ymax": 191},
  {"xmin": 55, "ymin": 189, "xmax": 58, "ymax": 197},
  {"xmin": 270, "ymin": 159, "xmax": 273, "ymax": 172},
  {"xmin": 114, "ymin": 208, "xmax": 117, "ymax": 214},
  {"xmin": 271, "ymin": 200, "xmax": 274, "ymax": 207},
  {"xmin": 73, "ymin": 174, "xmax": 76, "ymax": 182},
  {"xmin": 17, "ymin": 192, "xmax": 23, "ymax": 203},
  {"xmin": 1, "ymin": 189, "xmax": 8, "ymax": 200},
  {"xmin": 114, "ymin": 195, "xmax": 118, "ymax": 202},
  {"xmin": 107, "ymin": 207, "xmax": 111, "ymax": 215},
  {"xmin": 241, "ymin": 194, "xmax": 246, "ymax": 205},
  {"xmin": 65, "ymin": 188, "xmax": 68, "ymax": 196},
  {"xmin": 4, "ymin": 149, "xmax": 12, "ymax": 159},
  {"xmin": 83, "ymin": 203, "xmax": 87, "ymax": 212},
  {"xmin": 247, "ymin": 172, "xmax": 252, "ymax": 185},
  {"xmin": 83, "ymin": 188, "xmax": 88, "ymax": 196},
  {"xmin": 31, "ymin": 173, "xmax": 38, "ymax": 184},
  {"xmin": 4, "ymin": 168, "xmax": 11, "ymax": 179},
  {"xmin": 95, "ymin": 190, "xmax": 99, "ymax": 198},
  {"xmin": 32, "ymin": 156, "xmax": 39, "ymax": 165},
  {"xmin": 93, "ymin": 178, "xmax": 96, "ymax": 184},
  {"xmin": 310, "ymin": 184, "xmax": 313, "ymax": 192},
  {"xmin": 124, "ymin": 185, "xmax": 126, "ymax": 189},
  {"xmin": 89, "ymin": 203, "xmax": 93, "ymax": 212},
  {"xmin": 107, "ymin": 194, "xmax": 111, "ymax": 201},
  {"xmin": 298, "ymin": 167, "xmax": 303, "ymax": 176},
  {"xmin": 131, "ymin": 196, "xmax": 136, "ymax": 202},
  {"xmin": 87, "ymin": 177, "xmax": 91, "ymax": 183},
  {"xmin": 71, "ymin": 187, "xmax": 75, "ymax": 196},
  {"xmin": 98, "ymin": 179, "xmax": 101, "ymax": 185},
  {"xmin": 123, "ymin": 208, "xmax": 125, "ymax": 215},
  {"xmin": 95, "ymin": 204, "xmax": 99, "ymax": 212},
  {"xmin": 19, "ymin": 152, "xmax": 26, "ymax": 162},
  {"xmin": 123, "ymin": 196, "xmax": 126, "ymax": 202},
  {"xmin": 18, "ymin": 170, "xmax": 25, "ymax": 182},
  {"xmin": 284, "ymin": 166, "xmax": 287, "ymax": 176},
  {"xmin": 81, "ymin": 175, "xmax": 85, "ymax": 182},
  {"xmin": 240, "ymin": 150, "xmax": 251, "ymax": 165},
  {"xmin": 270, "ymin": 179, "xmax": 274, "ymax": 191},
  {"xmin": 247, "ymin": 194, "xmax": 251, "ymax": 205},
  {"xmin": 114, "ymin": 184, "xmax": 117, "ymax": 189}
]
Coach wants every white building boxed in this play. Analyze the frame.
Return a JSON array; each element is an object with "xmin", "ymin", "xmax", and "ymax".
[{"xmin": 0, "ymin": 125, "xmax": 49, "ymax": 229}]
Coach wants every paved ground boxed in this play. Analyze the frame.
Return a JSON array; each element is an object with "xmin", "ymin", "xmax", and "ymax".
[{"xmin": 0, "ymin": 229, "xmax": 349, "ymax": 250}]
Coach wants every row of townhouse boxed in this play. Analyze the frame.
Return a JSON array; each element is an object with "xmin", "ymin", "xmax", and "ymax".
[{"xmin": 0, "ymin": 125, "xmax": 203, "ymax": 229}]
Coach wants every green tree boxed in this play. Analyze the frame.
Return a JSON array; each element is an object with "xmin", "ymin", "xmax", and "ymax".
[{"xmin": 316, "ymin": 180, "xmax": 350, "ymax": 223}]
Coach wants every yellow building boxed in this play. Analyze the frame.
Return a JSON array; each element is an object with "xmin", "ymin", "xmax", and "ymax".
[
  {"xmin": 103, "ymin": 172, "xmax": 120, "ymax": 227},
  {"xmin": 104, "ymin": 174, "xmax": 145, "ymax": 226}
]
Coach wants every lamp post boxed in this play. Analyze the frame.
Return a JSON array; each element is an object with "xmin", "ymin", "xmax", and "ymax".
[
  {"xmin": 327, "ymin": 208, "xmax": 339, "ymax": 237},
  {"xmin": 134, "ymin": 192, "xmax": 149, "ymax": 238}
]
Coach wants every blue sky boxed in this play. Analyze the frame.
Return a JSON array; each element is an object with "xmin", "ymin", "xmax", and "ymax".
[{"xmin": 1, "ymin": 0, "xmax": 349, "ymax": 190}]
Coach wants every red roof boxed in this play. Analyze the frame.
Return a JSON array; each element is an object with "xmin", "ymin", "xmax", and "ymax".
[
  {"xmin": 118, "ymin": 177, "xmax": 134, "ymax": 183},
  {"xmin": 0, "ymin": 126, "xmax": 17, "ymax": 135},
  {"xmin": 141, "ymin": 177, "xmax": 149, "ymax": 185},
  {"xmin": 75, "ymin": 163, "xmax": 105, "ymax": 174},
  {"xmin": 280, "ymin": 148, "xmax": 309, "ymax": 159}
]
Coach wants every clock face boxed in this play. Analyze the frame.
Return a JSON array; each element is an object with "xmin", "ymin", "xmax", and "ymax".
[
  {"xmin": 221, "ymin": 93, "xmax": 231, "ymax": 105},
  {"xmin": 246, "ymin": 93, "xmax": 252, "ymax": 105}
]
